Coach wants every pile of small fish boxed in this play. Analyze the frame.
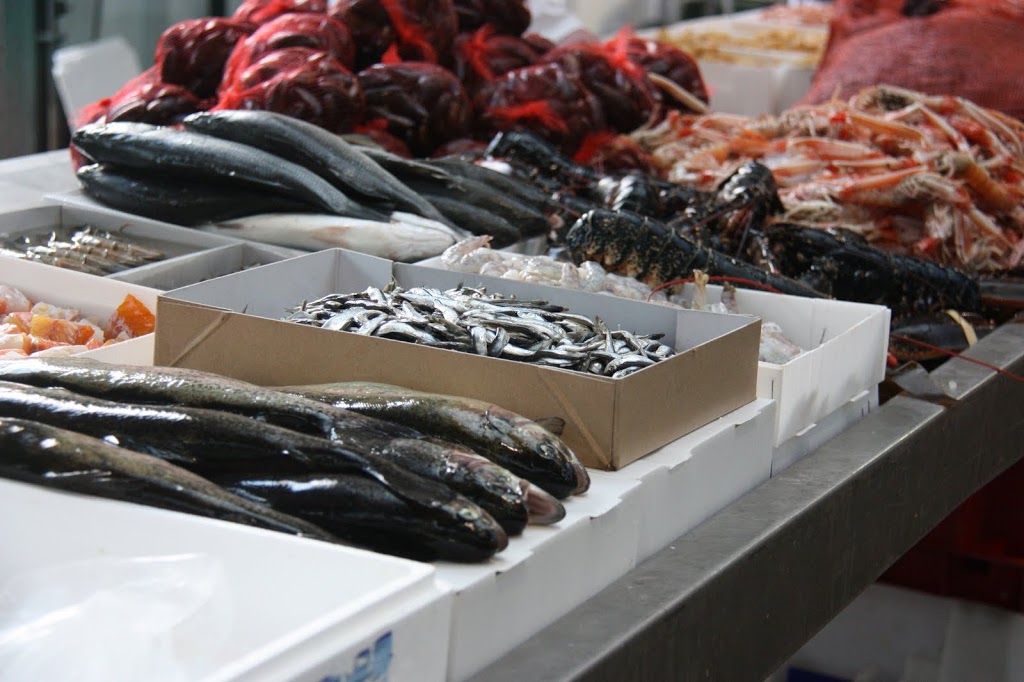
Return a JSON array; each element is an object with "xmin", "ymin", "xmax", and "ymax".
[
  {"xmin": 439, "ymin": 237, "xmax": 806, "ymax": 364},
  {"xmin": 285, "ymin": 283, "xmax": 676, "ymax": 378},
  {"xmin": 0, "ymin": 225, "xmax": 166, "ymax": 275},
  {"xmin": 0, "ymin": 358, "xmax": 590, "ymax": 563}
]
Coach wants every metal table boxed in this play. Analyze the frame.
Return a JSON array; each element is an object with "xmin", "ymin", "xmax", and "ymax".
[{"xmin": 471, "ymin": 321, "xmax": 1024, "ymax": 682}]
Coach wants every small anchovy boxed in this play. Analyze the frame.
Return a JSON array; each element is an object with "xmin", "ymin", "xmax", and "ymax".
[
  {"xmin": 284, "ymin": 282, "xmax": 676, "ymax": 377},
  {"xmin": 0, "ymin": 224, "xmax": 167, "ymax": 276}
]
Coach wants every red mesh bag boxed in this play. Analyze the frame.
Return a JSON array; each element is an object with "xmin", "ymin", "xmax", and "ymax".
[
  {"xmin": 217, "ymin": 48, "xmax": 365, "ymax": 133},
  {"xmin": 103, "ymin": 66, "xmax": 207, "ymax": 125},
  {"xmin": 155, "ymin": 18, "xmax": 253, "ymax": 99},
  {"xmin": 802, "ymin": 0, "xmax": 1024, "ymax": 118},
  {"xmin": 573, "ymin": 131, "xmax": 659, "ymax": 176},
  {"xmin": 452, "ymin": 0, "xmax": 531, "ymax": 36},
  {"xmin": 453, "ymin": 26, "xmax": 541, "ymax": 92},
  {"xmin": 353, "ymin": 120, "xmax": 415, "ymax": 157},
  {"xmin": 539, "ymin": 43, "xmax": 657, "ymax": 133},
  {"xmin": 609, "ymin": 31, "xmax": 708, "ymax": 113},
  {"xmin": 220, "ymin": 12, "xmax": 356, "ymax": 90},
  {"xmin": 358, "ymin": 61, "xmax": 472, "ymax": 156},
  {"xmin": 521, "ymin": 33, "xmax": 556, "ymax": 55},
  {"xmin": 332, "ymin": 0, "xmax": 458, "ymax": 66},
  {"xmin": 232, "ymin": 0, "xmax": 327, "ymax": 26},
  {"xmin": 476, "ymin": 62, "xmax": 606, "ymax": 153}
]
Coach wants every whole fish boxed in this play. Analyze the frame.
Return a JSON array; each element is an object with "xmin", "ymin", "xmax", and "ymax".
[
  {"xmin": 418, "ymin": 194, "xmax": 522, "ymax": 248},
  {"xmin": 182, "ymin": 110, "xmax": 451, "ymax": 226},
  {"xmin": 432, "ymin": 156, "xmax": 561, "ymax": 213},
  {"xmin": 222, "ymin": 472, "xmax": 507, "ymax": 563},
  {"xmin": 0, "ymin": 380, "xmax": 449, "ymax": 509},
  {"xmin": 407, "ymin": 175, "xmax": 552, "ymax": 238},
  {"xmin": 77, "ymin": 163, "xmax": 317, "ymax": 225},
  {"xmin": 200, "ymin": 212, "xmax": 459, "ymax": 262},
  {"xmin": 0, "ymin": 357, "xmax": 415, "ymax": 442},
  {"xmin": 0, "ymin": 417, "xmax": 336, "ymax": 542},
  {"xmin": 71, "ymin": 122, "xmax": 387, "ymax": 220},
  {"xmin": 378, "ymin": 437, "xmax": 565, "ymax": 533},
  {"xmin": 280, "ymin": 382, "xmax": 590, "ymax": 499}
]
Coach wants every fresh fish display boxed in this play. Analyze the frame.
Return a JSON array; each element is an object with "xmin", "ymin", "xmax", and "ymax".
[
  {"xmin": 0, "ymin": 224, "xmax": 165, "ymax": 276},
  {"xmin": 76, "ymin": 163, "xmax": 315, "ymax": 225},
  {"xmin": 281, "ymin": 381, "xmax": 589, "ymax": 499},
  {"xmin": 221, "ymin": 472, "xmax": 507, "ymax": 563},
  {"xmin": 284, "ymin": 282, "xmax": 677, "ymax": 378},
  {"xmin": 0, "ymin": 381, "xmax": 508, "ymax": 561},
  {"xmin": 72, "ymin": 122, "xmax": 388, "ymax": 221},
  {"xmin": 182, "ymin": 110, "xmax": 452, "ymax": 226},
  {"xmin": 200, "ymin": 212, "xmax": 461, "ymax": 262},
  {"xmin": 415, "ymin": 194, "xmax": 522, "ymax": 248},
  {"xmin": 0, "ymin": 417, "xmax": 337, "ymax": 542},
  {"xmin": 438, "ymin": 238, "xmax": 806, "ymax": 364}
]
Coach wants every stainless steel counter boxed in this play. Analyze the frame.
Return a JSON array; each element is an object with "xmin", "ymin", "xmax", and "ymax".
[{"xmin": 470, "ymin": 321, "xmax": 1024, "ymax": 681}]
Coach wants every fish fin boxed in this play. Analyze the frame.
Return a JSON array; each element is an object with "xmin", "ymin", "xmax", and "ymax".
[{"xmin": 532, "ymin": 416, "xmax": 566, "ymax": 436}]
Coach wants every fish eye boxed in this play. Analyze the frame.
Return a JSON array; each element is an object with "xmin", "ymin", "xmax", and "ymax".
[{"xmin": 457, "ymin": 507, "xmax": 480, "ymax": 521}]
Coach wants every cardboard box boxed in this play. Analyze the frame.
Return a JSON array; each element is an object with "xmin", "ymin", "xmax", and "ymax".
[
  {"xmin": 438, "ymin": 398, "xmax": 775, "ymax": 680},
  {"xmin": 0, "ymin": 478, "xmax": 452, "ymax": 682},
  {"xmin": 0, "ymin": 204, "xmax": 238, "ymax": 281},
  {"xmin": 1, "ymin": 256, "xmax": 160, "ymax": 357},
  {"xmin": 678, "ymin": 283, "xmax": 889, "ymax": 446},
  {"xmin": 156, "ymin": 249, "xmax": 760, "ymax": 470}
]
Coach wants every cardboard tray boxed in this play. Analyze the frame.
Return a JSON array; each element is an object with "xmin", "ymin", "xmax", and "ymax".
[
  {"xmin": 2, "ymin": 256, "xmax": 160, "ymax": 358},
  {"xmin": 438, "ymin": 398, "xmax": 776, "ymax": 680},
  {"xmin": 155, "ymin": 248, "xmax": 760, "ymax": 471},
  {"xmin": 0, "ymin": 204, "xmax": 239, "ymax": 282},
  {"xmin": 112, "ymin": 242, "xmax": 303, "ymax": 290},
  {"xmin": 0, "ymin": 478, "xmax": 451, "ymax": 682}
]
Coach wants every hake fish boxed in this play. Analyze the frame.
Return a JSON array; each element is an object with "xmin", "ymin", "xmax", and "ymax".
[
  {"xmin": 182, "ymin": 110, "xmax": 452, "ymax": 226},
  {"xmin": 280, "ymin": 382, "xmax": 590, "ymax": 499},
  {"xmin": 0, "ymin": 417, "xmax": 337, "ymax": 542},
  {"xmin": 200, "ymin": 211, "xmax": 460, "ymax": 262},
  {"xmin": 222, "ymin": 472, "xmax": 508, "ymax": 563},
  {"xmin": 71, "ymin": 122, "xmax": 387, "ymax": 221}
]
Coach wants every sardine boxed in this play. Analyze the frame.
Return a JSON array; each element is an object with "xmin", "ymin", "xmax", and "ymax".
[
  {"xmin": 200, "ymin": 212, "xmax": 459, "ymax": 262},
  {"xmin": 182, "ymin": 110, "xmax": 452, "ymax": 226},
  {"xmin": 77, "ymin": 163, "xmax": 315, "ymax": 225},
  {"xmin": 222, "ymin": 472, "xmax": 508, "ymax": 562},
  {"xmin": 279, "ymin": 382, "xmax": 590, "ymax": 499},
  {"xmin": 0, "ymin": 417, "xmax": 337, "ymax": 542},
  {"xmin": 72, "ymin": 122, "xmax": 387, "ymax": 220}
]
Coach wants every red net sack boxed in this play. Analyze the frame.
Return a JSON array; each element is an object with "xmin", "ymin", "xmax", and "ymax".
[
  {"xmin": 803, "ymin": 0, "xmax": 1024, "ymax": 118},
  {"xmin": 452, "ymin": 0, "xmax": 531, "ymax": 36},
  {"xmin": 220, "ymin": 12, "xmax": 356, "ymax": 89},
  {"xmin": 107, "ymin": 67, "xmax": 208, "ymax": 125},
  {"xmin": 521, "ymin": 33, "xmax": 555, "ymax": 55},
  {"xmin": 608, "ymin": 31, "xmax": 708, "ymax": 114},
  {"xmin": 454, "ymin": 26, "xmax": 541, "ymax": 92},
  {"xmin": 358, "ymin": 61, "xmax": 472, "ymax": 156},
  {"xmin": 332, "ymin": 0, "xmax": 458, "ymax": 66},
  {"xmin": 539, "ymin": 43, "xmax": 657, "ymax": 133},
  {"xmin": 217, "ymin": 48, "xmax": 365, "ymax": 133},
  {"xmin": 475, "ymin": 62, "xmax": 606, "ymax": 153},
  {"xmin": 353, "ymin": 121, "xmax": 415, "ymax": 157},
  {"xmin": 232, "ymin": 0, "xmax": 327, "ymax": 26},
  {"xmin": 156, "ymin": 18, "xmax": 253, "ymax": 99}
]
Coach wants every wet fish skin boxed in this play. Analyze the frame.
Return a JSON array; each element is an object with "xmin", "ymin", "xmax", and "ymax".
[
  {"xmin": 182, "ymin": 110, "xmax": 452, "ymax": 226},
  {"xmin": 200, "ymin": 212, "xmax": 458, "ymax": 262},
  {"xmin": 0, "ymin": 357, "xmax": 418, "ymax": 443},
  {"xmin": 0, "ymin": 380, "xmax": 476, "ymax": 519},
  {"xmin": 419, "ymin": 194, "xmax": 522, "ymax": 248},
  {"xmin": 280, "ymin": 382, "xmax": 590, "ymax": 499},
  {"xmin": 77, "ymin": 163, "xmax": 315, "ymax": 225},
  {"xmin": 432, "ymin": 156, "xmax": 560, "ymax": 213},
  {"xmin": 222, "ymin": 472, "xmax": 508, "ymax": 563},
  {"xmin": 72, "ymin": 122, "xmax": 387, "ymax": 221},
  {"xmin": 407, "ymin": 174, "xmax": 552, "ymax": 238},
  {"xmin": 0, "ymin": 417, "xmax": 337, "ymax": 542}
]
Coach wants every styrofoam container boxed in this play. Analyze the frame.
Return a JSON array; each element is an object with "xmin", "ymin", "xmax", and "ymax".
[
  {"xmin": 0, "ymin": 181, "xmax": 49, "ymax": 213},
  {"xmin": 0, "ymin": 478, "xmax": 451, "ymax": 681},
  {"xmin": 0, "ymin": 204, "xmax": 239, "ymax": 281},
  {"xmin": 438, "ymin": 398, "xmax": 775, "ymax": 680},
  {"xmin": 77, "ymin": 334, "xmax": 155, "ymax": 366},
  {"xmin": 0, "ymin": 149, "xmax": 79, "ymax": 195},
  {"xmin": 771, "ymin": 387, "xmax": 878, "ymax": 476},
  {"xmin": 111, "ymin": 242, "xmax": 303, "ymax": 290}
]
